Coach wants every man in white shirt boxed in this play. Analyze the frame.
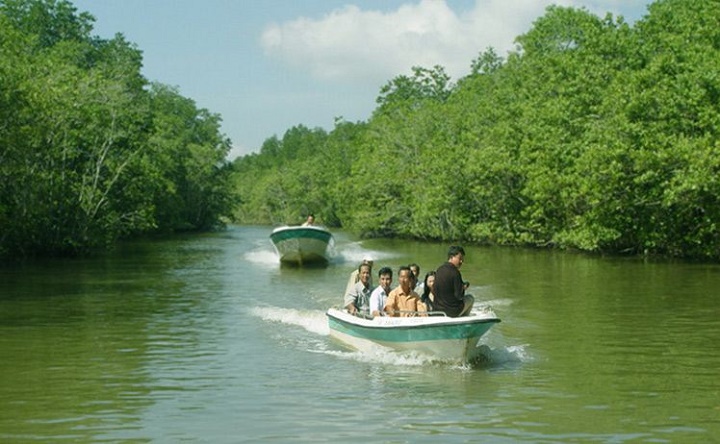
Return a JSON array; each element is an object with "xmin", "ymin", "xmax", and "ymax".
[{"xmin": 369, "ymin": 267, "xmax": 393, "ymax": 317}]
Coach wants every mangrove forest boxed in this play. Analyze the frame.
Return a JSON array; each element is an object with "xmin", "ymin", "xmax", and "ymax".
[
  {"xmin": 232, "ymin": 0, "xmax": 720, "ymax": 261},
  {"xmin": 3, "ymin": 0, "xmax": 720, "ymax": 261}
]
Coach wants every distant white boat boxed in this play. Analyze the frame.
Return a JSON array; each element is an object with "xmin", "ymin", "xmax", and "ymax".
[
  {"xmin": 326, "ymin": 308, "xmax": 500, "ymax": 363},
  {"xmin": 269, "ymin": 225, "xmax": 334, "ymax": 265}
]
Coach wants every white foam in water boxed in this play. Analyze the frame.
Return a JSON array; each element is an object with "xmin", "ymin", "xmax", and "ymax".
[
  {"xmin": 249, "ymin": 305, "xmax": 533, "ymax": 368},
  {"xmin": 334, "ymin": 243, "xmax": 397, "ymax": 265},
  {"xmin": 471, "ymin": 304, "xmax": 498, "ymax": 318},
  {"xmin": 481, "ymin": 298, "xmax": 514, "ymax": 308},
  {"xmin": 243, "ymin": 249, "xmax": 279, "ymax": 265},
  {"xmin": 320, "ymin": 347, "xmax": 433, "ymax": 367},
  {"xmin": 250, "ymin": 306, "xmax": 329, "ymax": 336}
]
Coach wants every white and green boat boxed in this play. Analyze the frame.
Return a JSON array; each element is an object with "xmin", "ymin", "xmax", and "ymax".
[
  {"xmin": 326, "ymin": 308, "xmax": 500, "ymax": 363},
  {"xmin": 269, "ymin": 225, "xmax": 334, "ymax": 265}
]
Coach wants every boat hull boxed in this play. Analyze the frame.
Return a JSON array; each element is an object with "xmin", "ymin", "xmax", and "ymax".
[
  {"xmin": 326, "ymin": 308, "xmax": 500, "ymax": 363},
  {"xmin": 269, "ymin": 226, "xmax": 333, "ymax": 265}
]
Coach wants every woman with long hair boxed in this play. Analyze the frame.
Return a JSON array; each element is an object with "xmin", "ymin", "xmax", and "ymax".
[{"xmin": 420, "ymin": 271, "xmax": 436, "ymax": 312}]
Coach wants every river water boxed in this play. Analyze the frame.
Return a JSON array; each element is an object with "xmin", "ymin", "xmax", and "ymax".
[{"xmin": 1, "ymin": 225, "xmax": 718, "ymax": 443}]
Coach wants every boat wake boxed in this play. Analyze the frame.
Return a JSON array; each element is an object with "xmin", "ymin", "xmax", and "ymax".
[
  {"xmin": 243, "ymin": 248, "xmax": 279, "ymax": 265},
  {"xmin": 249, "ymin": 306, "xmax": 329, "ymax": 336},
  {"xmin": 249, "ymin": 305, "xmax": 531, "ymax": 369},
  {"xmin": 333, "ymin": 242, "xmax": 397, "ymax": 264}
]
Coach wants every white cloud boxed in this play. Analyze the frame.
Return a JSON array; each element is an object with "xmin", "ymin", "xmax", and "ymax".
[
  {"xmin": 261, "ymin": 0, "xmax": 650, "ymax": 85},
  {"xmin": 260, "ymin": 0, "xmax": 558, "ymax": 83}
]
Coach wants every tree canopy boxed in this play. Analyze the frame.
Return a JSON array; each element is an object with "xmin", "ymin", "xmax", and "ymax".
[
  {"xmin": 0, "ymin": 0, "xmax": 234, "ymax": 257},
  {"xmin": 232, "ymin": 0, "xmax": 720, "ymax": 261}
]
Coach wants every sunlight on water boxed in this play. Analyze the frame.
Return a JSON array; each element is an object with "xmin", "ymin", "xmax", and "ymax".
[{"xmin": 5, "ymin": 227, "xmax": 719, "ymax": 442}]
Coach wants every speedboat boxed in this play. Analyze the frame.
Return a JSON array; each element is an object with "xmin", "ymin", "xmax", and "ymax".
[
  {"xmin": 326, "ymin": 307, "xmax": 500, "ymax": 363},
  {"xmin": 269, "ymin": 225, "xmax": 334, "ymax": 265}
]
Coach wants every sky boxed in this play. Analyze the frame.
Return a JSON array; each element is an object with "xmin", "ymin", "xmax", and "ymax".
[{"xmin": 70, "ymin": 0, "xmax": 653, "ymax": 160}]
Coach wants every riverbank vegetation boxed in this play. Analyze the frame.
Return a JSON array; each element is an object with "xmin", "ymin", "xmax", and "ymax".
[
  {"xmin": 0, "ymin": 0, "xmax": 234, "ymax": 257},
  {"xmin": 232, "ymin": 0, "xmax": 720, "ymax": 260}
]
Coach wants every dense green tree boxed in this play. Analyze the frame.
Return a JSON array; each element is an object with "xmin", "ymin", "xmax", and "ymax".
[
  {"xmin": 231, "ymin": 0, "xmax": 720, "ymax": 260},
  {"xmin": 147, "ymin": 84, "xmax": 233, "ymax": 232},
  {"xmin": 0, "ymin": 0, "xmax": 233, "ymax": 257},
  {"xmin": 232, "ymin": 125, "xmax": 333, "ymax": 225}
]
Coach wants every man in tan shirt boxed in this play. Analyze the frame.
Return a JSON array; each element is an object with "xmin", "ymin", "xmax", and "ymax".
[{"xmin": 384, "ymin": 265, "xmax": 426, "ymax": 317}]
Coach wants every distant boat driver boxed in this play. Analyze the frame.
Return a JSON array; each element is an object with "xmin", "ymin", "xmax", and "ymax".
[{"xmin": 301, "ymin": 214, "xmax": 315, "ymax": 226}]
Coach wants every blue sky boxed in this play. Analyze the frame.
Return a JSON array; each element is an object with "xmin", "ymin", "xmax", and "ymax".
[{"xmin": 71, "ymin": 0, "xmax": 652, "ymax": 159}]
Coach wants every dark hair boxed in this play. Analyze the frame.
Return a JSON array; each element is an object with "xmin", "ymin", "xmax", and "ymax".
[
  {"xmin": 398, "ymin": 265, "xmax": 412, "ymax": 278},
  {"xmin": 409, "ymin": 263, "xmax": 420, "ymax": 273},
  {"xmin": 421, "ymin": 271, "xmax": 436, "ymax": 302},
  {"xmin": 447, "ymin": 245, "xmax": 465, "ymax": 259},
  {"xmin": 378, "ymin": 266, "xmax": 392, "ymax": 278},
  {"xmin": 358, "ymin": 262, "xmax": 371, "ymax": 273}
]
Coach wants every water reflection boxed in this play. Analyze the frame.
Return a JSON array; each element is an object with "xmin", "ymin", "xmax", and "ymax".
[{"xmin": 1, "ymin": 226, "xmax": 719, "ymax": 442}]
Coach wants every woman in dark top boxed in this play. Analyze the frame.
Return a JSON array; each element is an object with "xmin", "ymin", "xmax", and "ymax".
[{"xmin": 420, "ymin": 271, "xmax": 436, "ymax": 312}]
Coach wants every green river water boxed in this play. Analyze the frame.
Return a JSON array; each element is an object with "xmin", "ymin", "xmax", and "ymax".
[{"xmin": 1, "ymin": 225, "xmax": 718, "ymax": 443}]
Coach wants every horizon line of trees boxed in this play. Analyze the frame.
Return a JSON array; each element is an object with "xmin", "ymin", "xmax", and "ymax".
[
  {"xmin": 232, "ymin": 0, "xmax": 720, "ymax": 261},
  {"xmin": 1, "ymin": 0, "xmax": 235, "ymax": 258}
]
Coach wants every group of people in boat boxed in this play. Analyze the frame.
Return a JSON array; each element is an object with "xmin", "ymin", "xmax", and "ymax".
[{"xmin": 343, "ymin": 245, "xmax": 474, "ymax": 318}]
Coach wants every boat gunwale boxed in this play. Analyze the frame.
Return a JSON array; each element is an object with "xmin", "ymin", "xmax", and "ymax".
[
  {"xmin": 326, "ymin": 308, "xmax": 500, "ymax": 331},
  {"xmin": 270, "ymin": 225, "xmax": 332, "ymax": 235}
]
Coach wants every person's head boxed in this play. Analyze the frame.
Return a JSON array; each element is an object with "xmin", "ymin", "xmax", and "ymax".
[
  {"xmin": 422, "ymin": 271, "xmax": 436, "ymax": 299},
  {"xmin": 397, "ymin": 265, "xmax": 413, "ymax": 292},
  {"xmin": 447, "ymin": 245, "xmax": 465, "ymax": 268},
  {"xmin": 358, "ymin": 263, "xmax": 372, "ymax": 286},
  {"xmin": 409, "ymin": 263, "xmax": 420, "ymax": 279},
  {"xmin": 424, "ymin": 271, "xmax": 436, "ymax": 291},
  {"xmin": 378, "ymin": 266, "xmax": 393, "ymax": 292},
  {"xmin": 305, "ymin": 214, "xmax": 315, "ymax": 224},
  {"xmin": 362, "ymin": 255, "xmax": 374, "ymax": 268}
]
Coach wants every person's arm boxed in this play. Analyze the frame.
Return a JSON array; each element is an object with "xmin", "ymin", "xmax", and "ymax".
[
  {"xmin": 344, "ymin": 271, "xmax": 358, "ymax": 297},
  {"xmin": 414, "ymin": 292, "xmax": 428, "ymax": 316},
  {"xmin": 383, "ymin": 293, "xmax": 397, "ymax": 317},
  {"xmin": 344, "ymin": 284, "xmax": 358, "ymax": 314},
  {"xmin": 369, "ymin": 290, "xmax": 380, "ymax": 317},
  {"xmin": 453, "ymin": 271, "xmax": 465, "ymax": 302}
]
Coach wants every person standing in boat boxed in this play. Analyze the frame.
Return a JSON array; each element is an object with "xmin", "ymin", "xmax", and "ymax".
[
  {"xmin": 344, "ymin": 262, "xmax": 373, "ymax": 316},
  {"xmin": 369, "ymin": 267, "xmax": 393, "ymax": 317},
  {"xmin": 301, "ymin": 214, "xmax": 315, "ymax": 226},
  {"xmin": 433, "ymin": 246, "xmax": 474, "ymax": 317},
  {"xmin": 384, "ymin": 266, "xmax": 426, "ymax": 317}
]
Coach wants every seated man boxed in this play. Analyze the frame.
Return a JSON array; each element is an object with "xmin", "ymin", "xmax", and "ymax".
[
  {"xmin": 344, "ymin": 262, "xmax": 373, "ymax": 316},
  {"xmin": 384, "ymin": 266, "xmax": 426, "ymax": 317},
  {"xmin": 344, "ymin": 256, "xmax": 373, "ymax": 296},
  {"xmin": 369, "ymin": 267, "xmax": 393, "ymax": 317}
]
